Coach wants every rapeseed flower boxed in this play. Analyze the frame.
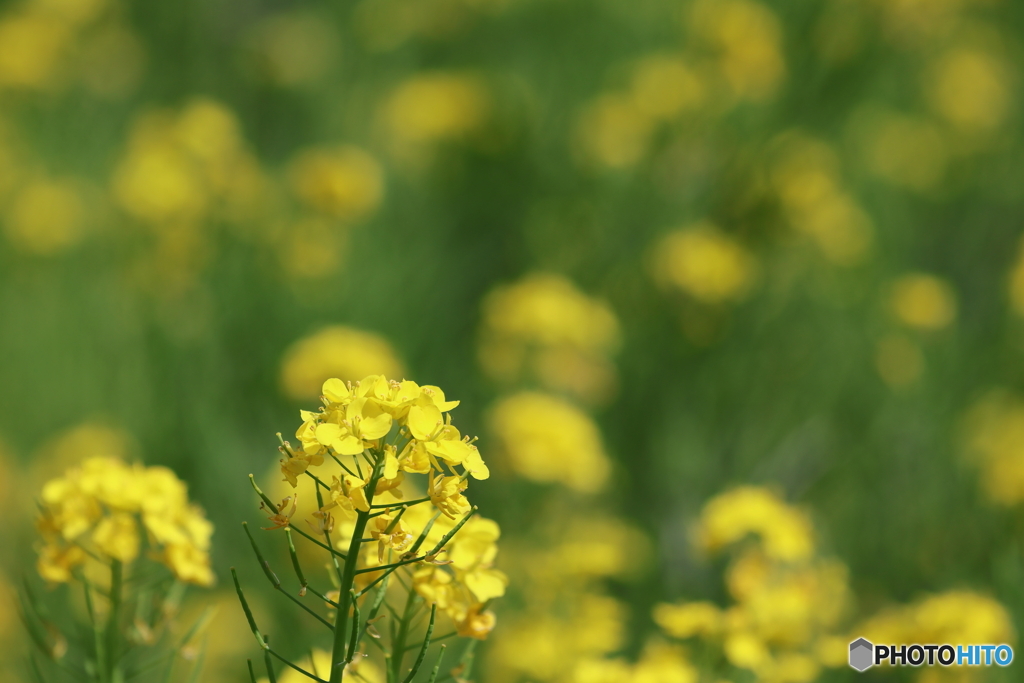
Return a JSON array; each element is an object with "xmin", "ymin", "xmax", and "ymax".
[
  {"xmin": 35, "ymin": 456, "xmax": 214, "ymax": 586},
  {"xmin": 488, "ymin": 391, "xmax": 610, "ymax": 492},
  {"xmin": 478, "ymin": 273, "xmax": 620, "ymax": 405},
  {"xmin": 280, "ymin": 326, "xmax": 404, "ymax": 400},
  {"xmin": 889, "ymin": 273, "xmax": 957, "ymax": 330},
  {"xmin": 651, "ymin": 224, "xmax": 756, "ymax": 304}
]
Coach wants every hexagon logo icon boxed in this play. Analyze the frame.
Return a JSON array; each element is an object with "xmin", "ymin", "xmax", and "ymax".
[{"xmin": 849, "ymin": 638, "xmax": 874, "ymax": 672}]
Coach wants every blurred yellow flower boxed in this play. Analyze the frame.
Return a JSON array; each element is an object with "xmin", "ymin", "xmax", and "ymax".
[
  {"xmin": 630, "ymin": 55, "xmax": 706, "ymax": 120},
  {"xmin": 577, "ymin": 93, "xmax": 653, "ymax": 169},
  {"xmin": 889, "ymin": 273, "xmax": 957, "ymax": 330},
  {"xmin": 279, "ymin": 326, "xmax": 404, "ymax": 400},
  {"xmin": 113, "ymin": 99, "xmax": 268, "ymax": 228},
  {"xmin": 651, "ymin": 224, "xmax": 755, "ymax": 304},
  {"xmin": 479, "ymin": 273, "xmax": 620, "ymax": 405},
  {"xmin": 385, "ymin": 72, "xmax": 489, "ymax": 146},
  {"xmin": 36, "ymin": 456, "xmax": 214, "ymax": 585},
  {"xmin": 654, "ymin": 601, "xmax": 723, "ymax": 639},
  {"xmin": 963, "ymin": 391, "xmax": 1024, "ymax": 505},
  {"xmin": 0, "ymin": 14, "xmax": 70, "ymax": 89},
  {"xmin": 768, "ymin": 132, "xmax": 873, "ymax": 266},
  {"xmin": 857, "ymin": 590, "xmax": 1013, "ymax": 652},
  {"xmin": 690, "ymin": 0, "xmax": 785, "ymax": 102},
  {"xmin": 489, "ymin": 391, "xmax": 610, "ymax": 492},
  {"xmin": 30, "ymin": 421, "xmax": 134, "ymax": 489},
  {"xmin": 287, "ymin": 146, "xmax": 384, "ymax": 220},
  {"xmin": 696, "ymin": 487, "xmax": 814, "ymax": 562},
  {"xmin": 926, "ymin": 48, "xmax": 1010, "ymax": 133},
  {"xmin": 851, "ymin": 106, "xmax": 949, "ymax": 192},
  {"xmin": 4, "ymin": 177, "xmax": 84, "ymax": 255}
]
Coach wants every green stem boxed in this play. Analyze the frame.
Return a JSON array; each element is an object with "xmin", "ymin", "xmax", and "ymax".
[
  {"xmin": 328, "ymin": 511, "xmax": 369, "ymax": 683},
  {"xmin": 328, "ymin": 449, "xmax": 385, "ymax": 683},
  {"xmin": 390, "ymin": 587, "xmax": 420, "ymax": 683},
  {"xmin": 105, "ymin": 560, "xmax": 123, "ymax": 683}
]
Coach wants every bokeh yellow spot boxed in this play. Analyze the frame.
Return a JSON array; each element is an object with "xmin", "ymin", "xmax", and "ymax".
[
  {"xmin": 279, "ymin": 326, "xmax": 404, "ymax": 400},
  {"xmin": 4, "ymin": 178, "xmax": 84, "ymax": 255},
  {"xmin": 651, "ymin": 224, "xmax": 755, "ymax": 304},
  {"xmin": 488, "ymin": 391, "xmax": 610, "ymax": 493},
  {"xmin": 889, "ymin": 273, "xmax": 957, "ymax": 330}
]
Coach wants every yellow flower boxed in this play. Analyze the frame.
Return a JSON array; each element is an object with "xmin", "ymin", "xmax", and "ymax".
[
  {"xmin": 653, "ymin": 601, "xmax": 723, "ymax": 639},
  {"xmin": 630, "ymin": 55, "xmax": 706, "ymax": 120},
  {"xmin": 369, "ymin": 510, "xmax": 413, "ymax": 562},
  {"xmin": 696, "ymin": 487, "xmax": 814, "ymax": 562},
  {"xmin": 576, "ymin": 93, "xmax": 653, "ymax": 169},
  {"xmin": 4, "ymin": 177, "xmax": 85, "ymax": 255},
  {"xmin": 479, "ymin": 272, "xmax": 621, "ymax": 405},
  {"xmin": 287, "ymin": 146, "xmax": 383, "ymax": 220},
  {"xmin": 384, "ymin": 73, "xmax": 488, "ymax": 146},
  {"xmin": 488, "ymin": 392, "xmax": 610, "ymax": 492},
  {"xmin": 926, "ymin": 48, "xmax": 1009, "ymax": 133},
  {"xmin": 651, "ymin": 224, "xmax": 755, "ymax": 304},
  {"xmin": 632, "ymin": 642, "xmax": 698, "ymax": 683},
  {"xmin": 962, "ymin": 390, "xmax": 1024, "ymax": 505},
  {"xmin": 323, "ymin": 474, "xmax": 371, "ymax": 514},
  {"xmin": 91, "ymin": 513, "xmax": 140, "ymax": 563},
  {"xmin": 279, "ymin": 326, "xmax": 404, "ymax": 400},
  {"xmin": 37, "ymin": 543, "xmax": 86, "ymax": 583},
  {"xmin": 690, "ymin": 0, "xmax": 785, "ymax": 102},
  {"xmin": 889, "ymin": 273, "xmax": 957, "ymax": 330},
  {"xmin": 36, "ymin": 456, "xmax": 214, "ymax": 585},
  {"xmin": 456, "ymin": 606, "xmax": 497, "ymax": 640},
  {"xmin": 428, "ymin": 472, "xmax": 471, "ymax": 519},
  {"xmin": 767, "ymin": 132, "xmax": 873, "ymax": 266},
  {"xmin": 0, "ymin": 13, "xmax": 70, "ymax": 89}
]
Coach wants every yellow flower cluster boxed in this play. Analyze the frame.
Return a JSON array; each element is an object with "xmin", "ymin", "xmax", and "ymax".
[
  {"xmin": 688, "ymin": 0, "xmax": 785, "ymax": 103},
  {"xmin": 855, "ymin": 590, "xmax": 1013, "ymax": 677},
  {"xmin": 279, "ymin": 326, "xmax": 405, "ymax": 400},
  {"xmin": 651, "ymin": 223, "xmax": 756, "ymax": 305},
  {"xmin": 478, "ymin": 273, "xmax": 621, "ymax": 405},
  {"xmin": 36, "ymin": 456, "xmax": 214, "ymax": 586},
  {"xmin": 655, "ymin": 487, "xmax": 850, "ymax": 683},
  {"xmin": 767, "ymin": 132, "xmax": 873, "ymax": 266},
  {"xmin": 112, "ymin": 99, "xmax": 269, "ymax": 228},
  {"xmin": 963, "ymin": 391, "xmax": 1024, "ymax": 505},
  {"xmin": 489, "ymin": 511, "xmax": 650, "ymax": 683},
  {"xmin": 488, "ymin": 392, "xmax": 610, "ymax": 493},
  {"xmin": 409, "ymin": 511, "xmax": 507, "ymax": 639},
  {"xmin": 576, "ymin": 0, "xmax": 784, "ymax": 170},
  {"xmin": 281, "ymin": 376, "xmax": 489, "ymax": 516},
  {"xmin": 695, "ymin": 486, "xmax": 814, "ymax": 561},
  {"xmin": 576, "ymin": 54, "xmax": 706, "ymax": 169},
  {"xmin": 889, "ymin": 273, "xmax": 958, "ymax": 331},
  {"xmin": 0, "ymin": 0, "xmax": 141, "ymax": 96}
]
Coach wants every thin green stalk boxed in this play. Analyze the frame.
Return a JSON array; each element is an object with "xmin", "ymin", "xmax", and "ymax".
[
  {"xmin": 243, "ymin": 522, "xmax": 334, "ymax": 630},
  {"xmin": 401, "ymin": 604, "xmax": 436, "ymax": 683},
  {"xmin": 426, "ymin": 645, "xmax": 446, "ymax": 683},
  {"xmin": 247, "ymin": 660, "xmax": 259, "ymax": 683},
  {"xmin": 345, "ymin": 593, "xmax": 361, "ymax": 663},
  {"xmin": 328, "ymin": 449, "xmax": 385, "ymax": 683},
  {"xmin": 390, "ymin": 587, "xmax": 420, "ymax": 683},
  {"xmin": 231, "ymin": 568, "xmax": 268, "ymax": 650}
]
